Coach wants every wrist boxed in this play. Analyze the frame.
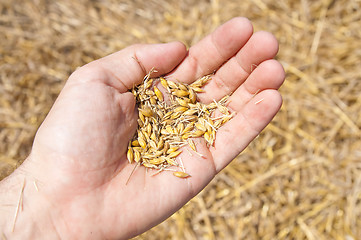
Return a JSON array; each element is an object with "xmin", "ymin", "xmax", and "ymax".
[{"xmin": 0, "ymin": 162, "xmax": 63, "ymax": 239}]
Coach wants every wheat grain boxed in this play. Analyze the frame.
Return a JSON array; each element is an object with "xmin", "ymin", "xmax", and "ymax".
[{"xmin": 127, "ymin": 72, "xmax": 234, "ymax": 179}]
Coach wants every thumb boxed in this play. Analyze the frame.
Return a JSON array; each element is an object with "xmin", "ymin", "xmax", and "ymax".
[{"xmin": 69, "ymin": 41, "xmax": 187, "ymax": 92}]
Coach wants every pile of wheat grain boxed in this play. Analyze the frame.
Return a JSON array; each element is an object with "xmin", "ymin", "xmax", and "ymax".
[
  {"xmin": 127, "ymin": 73, "xmax": 233, "ymax": 178},
  {"xmin": 1, "ymin": 0, "xmax": 360, "ymax": 239}
]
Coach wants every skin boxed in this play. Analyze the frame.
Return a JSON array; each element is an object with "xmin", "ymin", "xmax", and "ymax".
[{"xmin": 0, "ymin": 17, "xmax": 285, "ymax": 240}]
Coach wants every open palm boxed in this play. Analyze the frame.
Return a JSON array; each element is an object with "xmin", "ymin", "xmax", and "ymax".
[{"xmin": 27, "ymin": 18, "xmax": 285, "ymax": 239}]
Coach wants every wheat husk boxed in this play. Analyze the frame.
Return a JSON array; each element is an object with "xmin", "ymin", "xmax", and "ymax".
[{"xmin": 1, "ymin": 0, "xmax": 360, "ymax": 239}]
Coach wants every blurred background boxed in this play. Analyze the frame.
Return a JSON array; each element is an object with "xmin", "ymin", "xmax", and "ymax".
[{"xmin": 1, "ymin": 0, "xmax": 360, "ymax": 239}]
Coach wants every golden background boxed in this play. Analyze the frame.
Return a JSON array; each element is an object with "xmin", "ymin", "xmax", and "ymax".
[{"xmin": 1, "ymin": 0, "xmax": 360, "ymax": 239}]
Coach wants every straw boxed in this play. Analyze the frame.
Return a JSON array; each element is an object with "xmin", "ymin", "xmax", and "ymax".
[{"xmin": 1, "ymin": 0, "xmax": 360, "ymax": 239}]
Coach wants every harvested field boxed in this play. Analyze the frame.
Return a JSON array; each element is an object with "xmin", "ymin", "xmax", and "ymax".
[{"xmin": 1, "ymin": 0, "xmax": 360, "ymax": 239}]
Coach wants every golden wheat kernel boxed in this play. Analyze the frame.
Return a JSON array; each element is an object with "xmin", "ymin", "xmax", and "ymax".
[
  {"xmin": 173, "ymin": 171, "xmax": 190, "ymax": 178},
  {"xmin": 163, "ymin": 141, "xmax": 170, "ymax": 153},
  {"xmin": 139, "ymin": 111, "xmax": 145, "ymax": 123},
  {"xmin": 142, "ymin": 129, "xmax": 150, "ymax": 141},
  {"xmin": 134, "ymin": 149, "xmax": 141, "ymax": 163},
  {"xmin": 171, "ymin": 111, "xmax": 182, "ymax": 119},
  {"xmin": 184, "ymin": 115, "xmax": 198, "ymax": 122},
  {"xmin": 210, "ymin": 128, "xmax": 216, "ymax": 142},
  {"xmin": 144, "ymin": 78, "xmax": 153, "ymax": 89},
  {"xmin": 132, "ymin": 146, "xmax": 142, "ymax": 151},
  {"xmin": 153, "ymin": 151, "xmax": 163, "ymax": 157},
  {"xmin": 173, "ymin": 127, "xmax": 179, "ymax": 135},
  {"xmin": 177, "ymin": 123, "xmax": 184, "ymax": 134},
  {"xmin": 164, "ymin": 119, "xmax": 176, "ymax": 126},
  {"xmin": 187, "ymin": 139, "xmax": 196, "ymax": 151},
  {"xmin": 198, "ymin": 117, "xmax": 205, "ymax": 125},
  {"xmin": 167, "ymin": 80, "xmax": 178, "ymax": 89},
  {"xmin": 149, "ymin": 158, "xmax": 165, "ymax": 165},
  {"xmin": 165, "ymin": 157, "xmax": 178, "ymax": 166},
  {"xmin": 188, "ymin": 103, "xmax": 197, "ymax": 109},
  {"xmin": 163, "ymin": 111, "xmax": 173, "ymax": 120},
  {"xmin": 131, "ymin": 140, "xmax": 140, "ymax": 147},
  {"xmin": 190, "ymin": 86, "xmax": 205, "ymax": 93},
  {"xmin": 141, "ymin": 153, "xmax": 152, "ymax": 159},
  {"xmin": 157, "ymin": 136, "xmax": 164, "ymax": 149},
  {"xmin": 184, "ymin": 97, "xmax": 192, "ymax": 103},
  {"xmin": 195, "ymin": 122, "xmax": 207, "ymax": 132},
  {"xmin": 178, "ymin": 83, "xmax": 188, "ymax": 91},
  {"xmin": 183, "ymin": 109, "xmax": 198, "ymax": 116},
  {"xmin": 204, "ymin": 131, "xmax": 211, "ymax": 144},
  {"xmin": 140, "ymin": 106, "xmax": 153, "ymax": 117},
  {"xmin": 181, "ymin": 131, "xmax": 191, "ymax": 140},
  {"xmin": 150, "ymin": 96, "xmax": 157, "ymax": 105},
  {"xmin": 146, "ymin": 123, "xmax": 152, "ymax": 135},
  {"xmin": 168, "ymin": 150, "xmax": 182, "ymax": 158},
  {"xmin": 210, "ymin": 128, "xmax": 216, "ymax": 138},
  {"xmin": 214, "ymin": 119, "xmax": 223, "ymax": 128},
  {"xmin": 142, "ymin": 162, "xmax": 156, "ymax": 168},
  {"xmin": 138, "ymin": 136, "xmax": 147, "ymax": 149},
  {"xmin": 219, "ymin": 95, "xmax": 229, "ymax": 104},
  {"xmin": 183, "ymin": 123, "xmax": 194, "ymax": 133},
  {"xmin": 137, "ymin": 130, "xmax": 144, "ymax": 139},
  {"xmin": 207, "ymin": 102, "xmax": 217, "ymax": 109},
  {"xmin": 191, "ymin": 75, "xmax": 211, "ymax": 87},
  {"xmin": 204, "ymin": 120, "xmax": 212, "ymax": 131},
  {"xmin": 167, "ymin": 147, "xmax": 179, "ymax": 154},
  {"xmin": 188, "ymin": 88, "xmax": 197, "ymax": 103},
  {"xmin": 176, "ymin": 98, "xmax": 190, "ymax": 107},
  {"xmin": 196, "ymin": 102, "xmax": 203, "ymax": 110},
  {"xmin": 150, "ymin": 131, "xmax": 157, "ymax": 141},
  {"xmin": 217, "ymin": 105, "xmax": 229, "ymax": 115},
  {"xmin": 143, "ymin": 117, "xmax": 150, "ymax": 126},
  {"xmin": 165, "ymin": 125, "xmax": 174, "ymax": 134},
  {"xmin": 149, "ymin": 140, "xmax": 157, "ymax": 149},
  {"xmin": 145, "ymin": 89, "xmax": 155, "ymax": 96},
  {"xmin": 153, "ymin": 86, "xmax": 163, "ymax": 101},
  {"xmin": 174, "ymin": 106, "xmax": 188, "ymax": 113},
  {"xmin": 173, "ymin": 89, "xmax": 189, "ymax": 97},
  {"xmin": 127, "ymin": 147, "xmax": 134, "ymax": 163},
  {"xmin": 222, "ymin": 113, "xmax": 234, "ymax": 124},
  {"xmin": 142, "ymin": 94, "xmax": 150, "ymax": 102},
  {"xmin": 156, "ymin": 109, "xmax": 164, "ymax": 119},
  {"xmin": 160, "ymin": 77, "xmax": 168, "ymax": 88},
  {"xmin": 192, "ymin": 129, "xmax": 205, "ymax": 138},
  {"xmin": 160, "ymin": 128, "xmax": 169, "ymax": 135}
]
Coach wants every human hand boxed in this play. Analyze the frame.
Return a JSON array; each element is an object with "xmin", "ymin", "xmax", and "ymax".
[{"xmin": 1, "ymin": 17, "xmax": 284, "ymax": 239}]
